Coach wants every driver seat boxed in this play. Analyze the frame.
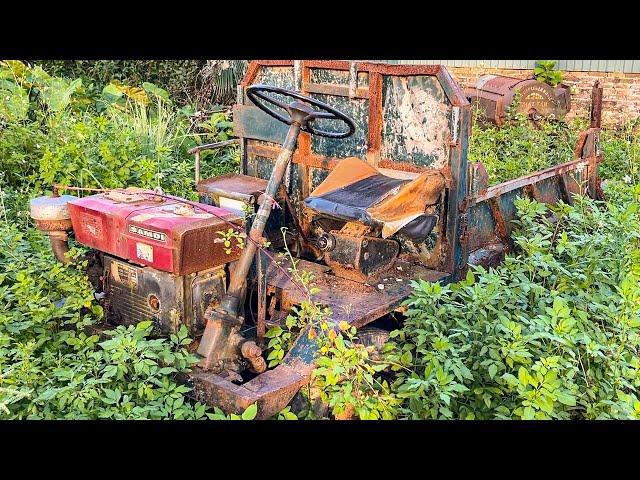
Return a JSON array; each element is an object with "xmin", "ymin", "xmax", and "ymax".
[{"xmin": 304, "ymin": 157, "xmax": 445, "ymax": 241}]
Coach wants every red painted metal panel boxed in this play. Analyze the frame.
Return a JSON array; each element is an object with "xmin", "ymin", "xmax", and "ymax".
[{"xmin": 68, "ymin": 193, "xmax": 241, "ymax": 275}]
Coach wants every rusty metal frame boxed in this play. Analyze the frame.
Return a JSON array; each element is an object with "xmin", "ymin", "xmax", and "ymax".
[
  {"xmin": 467, "ymin": 156, "xmax": 598, "ymax": 207},
  {"xmin": 183, "ymin": 66, "xmax": 604, "ymax": 419},
  {"xmin": 239, "ymin": 60, "xmax": 470, "ymax": 277}
]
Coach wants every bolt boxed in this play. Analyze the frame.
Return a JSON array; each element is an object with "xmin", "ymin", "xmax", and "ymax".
[
  {"xmin": 148, "ymin": 295, "xmax": 160, "ymax": 311},
  {"xmin": 241, "ymin": 341, "xmax": 262, "ymax": 359}
]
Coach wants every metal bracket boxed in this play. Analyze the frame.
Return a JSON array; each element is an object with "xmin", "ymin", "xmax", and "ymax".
[{"xmin": 189, "ymin": 139, "xmax": 240, "ymax": 186}]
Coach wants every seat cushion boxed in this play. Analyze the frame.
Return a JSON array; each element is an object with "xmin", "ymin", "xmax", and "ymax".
[
  {"xmin": 304, "ymin": 173, "xmax": 408, "ymax": 223},
  {"xmin": 304, "ymin": 157, "xmax": 445, "ymax": 238}
]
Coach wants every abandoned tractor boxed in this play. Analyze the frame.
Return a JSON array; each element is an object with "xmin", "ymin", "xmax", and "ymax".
[{"xmin": 29, "ymin": 61, "xmax": 604, "ymax": 419}]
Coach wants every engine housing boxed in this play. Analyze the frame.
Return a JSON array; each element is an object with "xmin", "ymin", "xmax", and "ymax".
[
  {"xmin": 67, "ymin": 188, "xmax": 242, "ymax": 276},
  {"xmin": 102, "ymin": 254, "xmax": 226, "ymax": 336}
]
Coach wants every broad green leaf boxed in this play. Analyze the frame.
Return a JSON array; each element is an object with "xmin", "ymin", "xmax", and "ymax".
[
  {"xmin": 142, "ymin": 82, "xmax": 169, "ymax": 102},
  {"xmin": 241, "ymin": 403, "xmax": 258, "ymax": 420},
  {"xmin": 0, "ymin": 79, "xmax": 29, "ymax": 121}
]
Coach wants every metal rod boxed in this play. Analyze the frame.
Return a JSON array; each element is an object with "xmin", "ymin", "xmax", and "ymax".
[
  {"xmin": 220, "ymin": 124, "xmax": 301, "ymax": 315},
  {"xmin": 590, "ymin": 80, "xmax": 603, "ymax": 129},
  {"xmin": 202, "ymin": 189, "xmax": 255, "ymax": 204},
  {"xmin": 257, "ymin": 250, "xmax": 266, "ymax": 346},
  {"xmin": 194, "ymin": 151, "xmax": 200, "ymax": 185},
  {"xmin": 187, "ymin": 139, "xmax": 239, "ymax": 155},
  {"xmin": 189, "ymin": 139, "xmax": 240, "ymax": 187}
]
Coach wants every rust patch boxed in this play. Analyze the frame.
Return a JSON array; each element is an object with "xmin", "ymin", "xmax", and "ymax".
[
  {"xmin": 487, "ymin": 197, "xmax": 510, "ymax": 246},
  {"xmin": 266, "ymin": 254, "xmax": 448, "ymax": 328},
  {"xmin": 34, "ymin": 218, "xmax": 72, "ymax": 232},
  {"xmin": 469, "ymin": 157, "xmax": 594, "ymax": 206},
  {"xmin": 185, "ymin": 363, "xmax": 309, "ymax": 419},
  {"xmin": 381, "ymin": 76, "xmax": 451, "ymax": 168},
  {"xmin": 367, "ymin": 72, "xmax": 383, "ymax": 165}
]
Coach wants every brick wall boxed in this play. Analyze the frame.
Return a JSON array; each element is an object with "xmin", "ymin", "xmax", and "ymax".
[{"xmin": 448, "ymin": 66, "xmax": 640, "ymax": 127}]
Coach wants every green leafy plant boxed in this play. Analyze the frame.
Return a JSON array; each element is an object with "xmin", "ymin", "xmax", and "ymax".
[
  {"xmin": 216, "ymin": 227, "xmax": 246, "ymax": 255},
  {"xmin": 312, "ymin": 321, "xmax": 401, "ymax": 420},
  {"xmin": 468, "ymin": 105, "xmax": 577, "ymax": 185},
  {"xmin": 386, "ymin": 189, "xmax": 640, "ymax": 420},
  {"xmin": 264, "ymin": 241, "xmax": 329, "ymax": 368},
  {"xmin": 34, "ymin": 60, "xmax": 204, "ymax": 107},
  {"xmin": 534, "ymin": 60, "xmax": 564, "ymax": 87},
  {"xmin": 197, "ymin": 60, "xmax": 248, "ymax": 108}
]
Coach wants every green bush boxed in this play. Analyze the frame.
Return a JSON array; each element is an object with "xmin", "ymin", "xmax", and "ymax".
[
  {"xmin": 33, "ymin": 60, "xmax": 204, "ymax": 107},
  {"xmin": 599, "ymin": 119, "xmax": 640, "ymax": 184},
  {"xmin": 468, "ymin": 107, "xmax": 578, "ymax": 185},
  {"xmin": 385, "ymin": 185, "xmax": 640, "ymax": 419},
  {"xmin": 0, "ymin": 60, "xmax": 239, "ymax": 228}
]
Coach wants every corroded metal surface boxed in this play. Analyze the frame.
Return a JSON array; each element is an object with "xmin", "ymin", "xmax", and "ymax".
[
  {"xmin": 465, "ymin": 75, "xmax": 571, "ymax": 125},
  {"xmin": 197, "ymin": 173, "xmax": 268, "ymax": 202},
  {"xmin": 29, "ymin": 195, "xmax": 77, "ymax": 229},
  {"xmin": 381, "ymin": 75, "xmax": 451, "ymax": 168},
  {"xmin": 68, "ymin": 191, "xmax": 243, "ymax": 276},
  {"xmin": 102, "ymin": 254, "xmax": 226, "ymax": 336},
  {"xmin": 324, "ymin": 231, "xmax": 400, "ymax": 283},
  {"xmin": 465, "ymin": 123, "xmax": 602, "ymax": 257},
  {"xmin": 237, "ymin": 60, "xmax": 470, "ymax": 277},
  {"xmin": 185, "ymin": 362, "xmax": 310, "ymax": 419},
  {"xmin": 265, "ymin": 254, "xmax": 448, "ymax": 328},
  {"xmin": 34, "ymin": 218, "xmax": 73, "ymax": 232}
]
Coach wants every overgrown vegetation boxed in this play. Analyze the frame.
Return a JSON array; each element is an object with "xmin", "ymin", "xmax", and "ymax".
[
  {"xmin": 0, "ymin": 60, "xmax": 246, "ymax": 419},
  {"xmin": 273, "ymin": 183, "xmax": 640, "ymax": 420},
  {"xmin": 387, "ymin": 188, "xmax": 640, "ymax": 419},
  {"xmin": 34, "ymin": 60, "xmax": 204, "ymax": 107},
  {"xmin": 468, "ymin": 103, "xmax": 578, "ymax": 185},
  {"xmin": 0, "ymin": 60, "xmax": 239, "ymax": 229},
  {"xmin": 534, "ymin": 60, "xmax": 564, "ymax": 87},
  {"xmin": 35, "ymin": 60, "xmax": 250, "ymax": 110},
  {"xmin": 2, "ymin": 60, "xmax": 639, "ymax": 420}
]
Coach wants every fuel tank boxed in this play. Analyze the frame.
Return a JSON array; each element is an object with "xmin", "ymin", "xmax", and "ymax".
[{"xmin": 68, "ymin": 188, "xmax": 243, "ymax": 275}]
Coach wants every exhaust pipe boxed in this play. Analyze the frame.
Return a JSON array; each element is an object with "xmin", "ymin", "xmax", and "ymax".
[
  {"xmin": 48, "ymin": 231, "xmax": 71, "ymax": 264},
  {"xmin": 29, "ymin": 194, "xmax": 77, "ymax": 264}
]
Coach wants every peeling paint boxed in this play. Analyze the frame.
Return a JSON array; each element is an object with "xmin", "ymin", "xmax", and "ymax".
[
  {"xmin": 253, "ymin": 67, "xmax": 295, "ymax": 90},
  {"xmin": 382, "ymin": 76, "xmax": 451, "ymax": 168},
  {"xmin": 310, "ymin": 68, "xmax": 369, "ymax": 87},
  {"xmin": 310, "ymin": 93, "xmax": 369, "ymax": 159}
]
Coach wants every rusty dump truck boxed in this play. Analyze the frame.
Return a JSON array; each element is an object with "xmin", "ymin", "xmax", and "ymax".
[{"xmin": 30, "ymin": 60, "xmax": 604, "ymax": 418}]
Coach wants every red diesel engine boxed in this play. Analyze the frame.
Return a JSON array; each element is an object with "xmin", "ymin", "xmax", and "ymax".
[{"xmin": 66, "ymin": 188, "xmax": 243, "ymax": 336}]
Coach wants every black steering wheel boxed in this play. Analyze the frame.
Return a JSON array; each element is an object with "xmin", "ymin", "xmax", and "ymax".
[{"xmin": 246, "ymin": 84, "xmax": 355, "ymax": 139}]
